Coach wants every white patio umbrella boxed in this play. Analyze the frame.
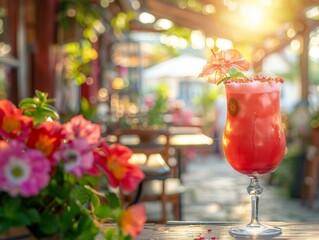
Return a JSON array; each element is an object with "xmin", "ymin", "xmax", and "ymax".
[
  {"xmin": 143, "ymin": 54, "xmax": 207, "ymax": 79},
  {"xmin": 142, "ymin": 54, "xmax": 207, "ymax": 98}
]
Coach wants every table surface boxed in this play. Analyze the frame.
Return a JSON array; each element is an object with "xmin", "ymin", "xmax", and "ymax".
[
  {"xmin": 131, "ymin": 221, "xmax": 319, "ymax": 240},
  {"xmin": 107, "ymin": 127, "xmax": 214, "ymax": 147}
]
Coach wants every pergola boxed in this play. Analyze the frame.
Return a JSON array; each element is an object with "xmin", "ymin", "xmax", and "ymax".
[
  {"xmin": 2, "ymin": 0, "xmax": 319, "ymax": 103},
  {"xmin": 111, "ymin": 0, "xmax": 319, "ymax": 100}
]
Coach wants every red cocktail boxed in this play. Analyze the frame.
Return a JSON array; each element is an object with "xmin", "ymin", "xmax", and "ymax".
[
  {"xmin": 223, "ymin": 77, "xmax": 286, "ymax": 176},
  {"xmin": 199, "ymin": 48, "xmax": 286, "ymax": 237}
]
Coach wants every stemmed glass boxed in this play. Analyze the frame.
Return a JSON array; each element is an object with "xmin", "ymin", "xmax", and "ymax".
[{"xmin": 222, "ymin": 77, "xmax": 286, "ymax": 237}]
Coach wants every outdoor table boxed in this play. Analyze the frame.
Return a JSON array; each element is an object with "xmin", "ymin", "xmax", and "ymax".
[
  {"xmin": 99, "ymin": 221, "xmax": 319, "ymax": 239},
  {"xmin": 107, "ymin": 128, "xmax": 214, "ymax": 183},
  {"xmin": 161, "ymin": 127, "xmax": 214, "ymax": 180}
]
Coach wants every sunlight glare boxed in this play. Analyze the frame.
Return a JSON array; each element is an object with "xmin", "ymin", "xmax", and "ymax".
[
  {"xmin": 191, "ymin": 30, "xmax": 205, "ymax": 49},
  {"xmin": 206, "ymin": 37, "xmax": 214, "ymax": 48},
  {"xmin": 309, "ymin": 46, "xmax": 319, "ymax": 60},
  {"xmin": 306, "ymin": 6, "xmax": 319, "ymax": 20},
  {"xmin": 155, "ymin": 18, "xmax": 173, "ymax": 30},
  {"xmin": 287, "ymin": 28, "xmax": 296, "ymax": 38},
  {"xmin": 290, "ymin": 39, "xmax": 301, "ymax": 51},
  {"xmin": 139, "ymin": 12, "xmax": 155, "ymax": 24},
  {"xmin": 240, "ymin": 5, "xmax": 265, "ymax": 27},
  {"xmin": 216, "ymin": 38, "xmax": 233, "ymax": 50}
]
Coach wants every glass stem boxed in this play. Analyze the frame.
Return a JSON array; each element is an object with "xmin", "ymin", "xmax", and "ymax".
[{"xmin": 247, "ymin": 176, "xmax": 263, "ymax": 225}]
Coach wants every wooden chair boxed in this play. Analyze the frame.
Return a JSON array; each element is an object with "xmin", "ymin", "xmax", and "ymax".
[{"xmin": 113, "ymin": 128, "xmax": 185, "ymax": 223}]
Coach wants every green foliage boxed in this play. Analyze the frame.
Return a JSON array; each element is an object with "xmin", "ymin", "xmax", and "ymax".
[
  {"xmin": 19, "ymin": 90, "xmax": 59, "ymax": 124},
  {"xmin": 111, "ymin": 11, "xmax": 135, "ymax": 32},
  {"xmin": 193, "ymin": 86, "xmax": 220, "ymax": 112},
  {"xmin": 63, "ymin": 40, "xmax": 98, "ymax": 85},
  {"xmin": 145, "ymin": 84, "xmax": 169, "ymax": 127},
  {"xmin": 57, "ymin": 0, "xmax": 100, "ymax": 87},
  {"xmin": 79, "ymin": 97, "xmax": 97, "ymax": 121},
  {"xmin": 193, "ymin": 86, "xmax": 221, "ymax": 134},
  {"xmin": 270, "ymin": 146, "xmax": 303, "ymax": 196},
  {"xmin": 58, "ymin": 0, "xmax": 100, "ymax": 40}
]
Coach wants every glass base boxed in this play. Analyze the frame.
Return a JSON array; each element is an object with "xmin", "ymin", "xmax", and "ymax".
[{"xmin": 229, "ymin": 223, "xmax": 282, "ymax": 237}]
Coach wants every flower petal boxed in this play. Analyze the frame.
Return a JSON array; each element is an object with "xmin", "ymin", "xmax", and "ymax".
[{"xmin": 121, "ymin": 204, "xmax": 146, "ymax": 238}]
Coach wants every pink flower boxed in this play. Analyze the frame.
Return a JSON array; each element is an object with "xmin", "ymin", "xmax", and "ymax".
[
  {"xmin": 199, "ymin": 49, "xmax": 250, "ymax": 84},
  {"xmin": 63, "ymin": 115, "xmax": 101, "ymax": 147},
  {"xmin": 0, "ymin": 141, "xmax": 51, "ymax": 197},
  {"xmin": 0, "ymin": 100, "xmax": 33, "ymax": 140},
  {"xmin": 94, "ymin": 143, "xmax": 144, "ymax": 193},
  {"xmin": 121, "ymin": 204, "xmax": 146, "ymax": 238},
  {"xmin": 53, "ymin": 139, "xmax": 94, "ymax": 177},
  {"xmin": 144, "ymin": 94, "xmax": 155, "ymax": 108}
]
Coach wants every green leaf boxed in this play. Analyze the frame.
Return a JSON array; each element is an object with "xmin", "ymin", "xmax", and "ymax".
[
  {"xmin": 228, "ymin": 67, "xmax": 247, "ymax": 79},
  {"xmin": 217, "ymin": 76, "xmax": 231, "ymax": 85},
  {"xmin": 79, "ymin": 174, "xmax": 101, "ymax": 186},
  {"xmin": 18, "ymin": 90, "xmax": 59, "ymax": 123},
  {"xmin": 112, "ymin": 208, "xmax": 123, "ymax": 223},
  {"xmin": 19, "ymin": 98, "xmax": 38, "ymax": 107},
  {"xmin": 236, "ymin": 72, "xmax": 247, "ymax": 78},
  {"xmin": 228, "ymin": 67, "xmax": 239, "ymax": 76},
  {"xmin": 25, "ymin": 208, "xmax": 41, "ymax": 223},
  {"xmin": 47, "ymin": 183, "xmax": 70, "ymax": 200},
  {"xmin": 16, "ymin": 212, "xmax": 32, "ymax": 225},
  {"xmin": 104, "ymin": 227, "xmax": 117, "ymax": 240},
  {"xmin": 0, "ymin": 220, "xmax": 12, "ymax": 233},
  {"xmin": 122, "ymin": 235, "xmax": 133, "ymax": 240},
  {"xmin": 71, "ymin": 186, "xmax": 89, "ymax": 205},
  {"xmin": 60, "ymin": 210, "xmax": 74, "ymax": 229},
  {"xmin": 39, "ymin": 212, "xmax": 60, "ymax": 234},
  {"xmin": 94, "ymin": 204, "xmax": 112, "ymax": 219},
  {"xmin": 76, "ymin": 216, "xmax": 99, "ymax": 239},
  {"xmin": 90, "ymin": 193, "xmax": 100, "ymax": 209},
  {"xmin": 106, "ymin": 192, "xmax": 120, "ymax": 208},
  {"xmin": 3, "ymin": 198, "xmax": 22, "ymax": 218}
]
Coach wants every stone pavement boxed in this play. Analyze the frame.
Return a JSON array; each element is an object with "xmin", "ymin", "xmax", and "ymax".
[
  {"xmin": 145, "ymin": 153, "xmax": 319, "ymax": 223},
  {"xmin": 182, "ymin": 154, "xmax": 319, "ymax": 223}
]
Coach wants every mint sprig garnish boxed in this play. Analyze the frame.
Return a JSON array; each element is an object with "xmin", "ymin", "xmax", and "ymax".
[{"xmin": 216, "ymin": 67, "xmax": 248, "ymax": 85}]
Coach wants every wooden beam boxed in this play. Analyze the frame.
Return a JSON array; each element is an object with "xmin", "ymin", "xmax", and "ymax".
[
  {"xmin": 252, "ymin": 37, "xmax": 292, "ymax": 71},
  {"xmin": 144, "ymin": 0, "xmax": 268, "ymax": 44}
]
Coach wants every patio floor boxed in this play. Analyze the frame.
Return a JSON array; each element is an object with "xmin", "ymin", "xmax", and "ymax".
[{"xmin": 145, "ymin": 153, "xmax": 319, "ymax": 223}]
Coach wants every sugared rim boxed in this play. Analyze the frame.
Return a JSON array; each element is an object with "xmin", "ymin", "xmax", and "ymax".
[
  {"xmin": 224, "ymin": 75, "xmax": 284, "ymax": 84},
  {"xmin": 224, "ymin": 75, "xmax": 284, "ymax": 93}
]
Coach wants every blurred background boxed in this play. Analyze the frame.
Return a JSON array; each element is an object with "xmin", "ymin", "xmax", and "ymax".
[{"xmin": 1, "ymin": 0, "xmax": 319, "ymax": 222}]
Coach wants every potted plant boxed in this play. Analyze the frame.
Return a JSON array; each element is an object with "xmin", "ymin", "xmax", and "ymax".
[{"xmin": 0, "ymin": 91, "xmax": 146, "ymax": 239}]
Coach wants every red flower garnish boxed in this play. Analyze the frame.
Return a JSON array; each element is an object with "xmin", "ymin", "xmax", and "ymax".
[{"xmin": 199, "ymin": 49, "xmax": 250, "ymax": 84}]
